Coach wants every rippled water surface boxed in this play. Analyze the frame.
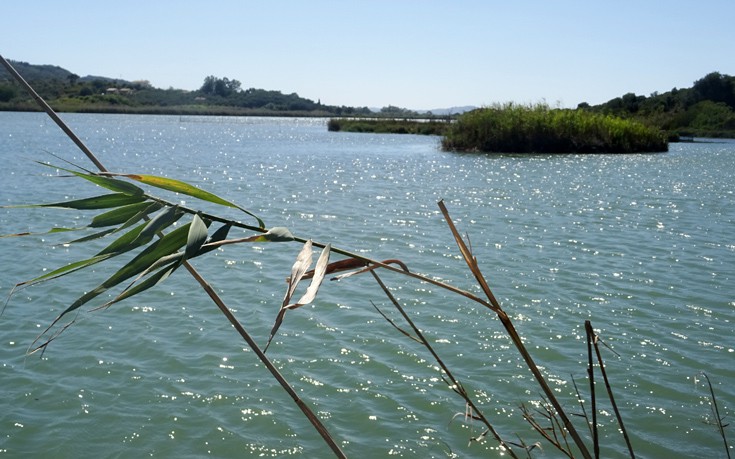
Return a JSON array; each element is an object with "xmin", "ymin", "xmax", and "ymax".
[{"xmin": 1, "ymin": 113, "xmax": 733, "ymax": 458}]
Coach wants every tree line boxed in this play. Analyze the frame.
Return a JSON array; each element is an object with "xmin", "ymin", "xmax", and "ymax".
[
  {"xmin": 579, "ymin": 72, "xmax": 735, "ymax": 138},
  {"xmin": 0, "ymin": 61, "xmax": 373, "ymax": 116},
  {"xmin": 1, "ymin": 60, "xmax": 734, "ymax": 137}
]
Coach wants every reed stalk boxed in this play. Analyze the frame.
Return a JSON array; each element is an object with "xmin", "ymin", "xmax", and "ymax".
[
  {"xmin": 437, "ymin": 200, "xmax": 593, "ymax": 459},
  {"xmin": 0, "ymin": 54, "xmax": 347, "ymax": 459},
  {"xmin": 700, "ymin": 372, "xmax": 731, "ymax": 459},
  {"xmin": 368, "ymin": 269, "xmax": 521, "ymax": 457},
  {"xmin": 585, "ymin": 321, "xmax": 634, "ymax": 458}
]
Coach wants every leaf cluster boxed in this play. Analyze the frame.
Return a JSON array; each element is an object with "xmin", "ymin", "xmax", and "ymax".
[{"xmin": 2, "ymin": 162, "xmax": 274, "ymax": 352}]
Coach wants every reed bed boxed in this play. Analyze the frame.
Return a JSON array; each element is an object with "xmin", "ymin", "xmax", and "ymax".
[
  {"xmin": 442, "ymin": 103, "xmax": 668, "ymax": 153},
  {"xmin": 327, "ymin": 117, "xmax": 450, "ymax": 135}
]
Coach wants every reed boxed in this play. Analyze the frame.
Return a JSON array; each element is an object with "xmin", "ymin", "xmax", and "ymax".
[
  {"xmin": 328, "ymin": 117, "xmax": 450, "ymax": 135},
  {"xmin": 442, "ymin": 103, "xmax": 668, "ymax": 153},
  {"xmin": 2, "ymin": 56, "xmax": 730, "ymax": 457}
]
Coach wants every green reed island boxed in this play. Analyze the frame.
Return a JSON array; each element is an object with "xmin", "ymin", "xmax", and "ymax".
[
  {"xmin": 330, "ymin": 104, "xmax": 669, "ymax": 153},
  {"xmin": 441, "ymin": 103, "xmax": 669, "ymax": 153}
]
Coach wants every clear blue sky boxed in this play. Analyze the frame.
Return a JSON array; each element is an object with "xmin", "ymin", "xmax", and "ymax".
[{"xmin": 3, "ymin": 1, "xmax": 734, "ymax": 110}]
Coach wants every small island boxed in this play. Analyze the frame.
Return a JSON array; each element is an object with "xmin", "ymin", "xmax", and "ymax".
[
  {"xmin": 440, "ymin": 103, "xmax": 669, "ymax": 153},
  {"xmin": 328, "ymin": 104, "xmax": 669, "ymax": 153}
]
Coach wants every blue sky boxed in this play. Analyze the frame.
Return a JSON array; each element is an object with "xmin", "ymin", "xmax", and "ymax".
[{"xmin": 3, "ymin": 1, "xmax": 734, "ymax": 110}]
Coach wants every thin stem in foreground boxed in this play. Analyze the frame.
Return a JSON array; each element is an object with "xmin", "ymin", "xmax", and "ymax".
[
  {"xmin": 586, "ymin": 321, "xmax": 635, "ymax": 458},
  {"xmin": 438, "ymin": 199, "xmax": 592, "ymax": 459},
  {"xmin": 183, "ymin": 262, "xmax": 347, "ymax": 459},
  {"xmin": 369, "ymin": 270, "xmax": 520, "ymax": 458},
  {"xmin": 701, "ymin": 372, "xmax": 731, "ymax": 459}
]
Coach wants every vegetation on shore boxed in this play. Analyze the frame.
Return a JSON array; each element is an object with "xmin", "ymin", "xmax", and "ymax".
[
  {"xmin": 0, "ymin": 60, "xmax": 374, "ymax": 117},
  {"xmin": 441, "ymin": 103, "xmax": 669, "ymax": 153},
  {"xmin": 2, "ymin": 59, "xmax": 734, "ymax": 141},
  {"xmin": 327, "ymin": 117, "xmax": 451, "ymax": 135},
  {"xmin": 581, "ymin": 71, "xmax": 735, "ymax": 139}
]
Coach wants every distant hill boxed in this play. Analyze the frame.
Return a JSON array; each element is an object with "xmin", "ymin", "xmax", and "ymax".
[
  {"xmin": 0, "ymin": 59, "xmax": 471, "ymax": 118},
  {"xmin": 0, "ymin": 60, "xmax": 75, "ymax": 82},
  {"xmin": 581, "ymin": 71, "xmax": 735, "ymax": 138},
  {"xmin": 0, "ymin": 59, "xmax": 372, "ymax": 116},
  {"xmin": 0, "ymin": 60, "xmax": 130, "ymax": 86}
]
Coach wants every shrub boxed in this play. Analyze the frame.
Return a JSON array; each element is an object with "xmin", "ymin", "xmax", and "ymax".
[
  {"xmin": 0, "ymin": 84, "xmax": 17, "ymax": 102},
  {"xmin": 441, "ymin": 103, "xmax": 668, "ymax": 153}
]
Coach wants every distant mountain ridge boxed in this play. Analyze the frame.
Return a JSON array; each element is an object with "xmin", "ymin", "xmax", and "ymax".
[
  {"xmin": 422, "ymin": 106, "xmax": 477, "ymax": 115},
  {"xmin": 1, "ymin": 60, "xmax": 74, "ymax": 82},
  {"xmin": 1, "ymin": 59, "xmax": 473, "ymax": 114},
  {"xmin": 0, "ymin": 60, "xmax": 132, "ymax": 85}
]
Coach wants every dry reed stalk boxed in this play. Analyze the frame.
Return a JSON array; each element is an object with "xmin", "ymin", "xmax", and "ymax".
[
  {"xmin": 437, "ymin": 200, "xmax": 593, "ymax": 459},
  {"xmin": 700, "ymin": 372, "xmax": 731, "ymax": 458},
  {"xmin": 585, "ymin": 321, "xmax": 634, "ymax": 458},
  {"xmin": 368, "ymin": 269, "xmax": 521, "ymax": 458}
]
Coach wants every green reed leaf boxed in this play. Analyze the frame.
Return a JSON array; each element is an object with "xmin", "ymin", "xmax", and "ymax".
[
  {"xmin": 134, "ymin": 205, "xmax": 184, "ymax": 246},
  {"xmin": 195, "ymin": 223, "xmax": 232, "ymax": 257},
  {"xmin": 0, "ymin": 227, "xmax": 80, "ymax": 238},
  {"xmin": 14, "ymin": 222, "xmax": 159, "ymax": 293},
  {"xmin": 100, "ymin": 261, "xmax": 181, "ymax": 309},
  {"xmin": 5, "ymin": 193, "xmax": 146, "ymax": 210},
  {"xmin": 89, "ymin": 201, "xmax": 159, "ymax": 228},
  {"xmin": 72, "ymin": 171, "xmax": 145, "ymax": 196},
  {"xmin": 55, "ymin": 223, "xmax": 191, "ymax": 319},
  {"xmin": 16, "ymin": 253, "xmax": 115, "ymax": 289},
  {"xmin": 1, "ymin": 202, "xmax": 162, "ymax": 240},
  {"xmin": 96, "ymin": 222, "xmax": 147, "ymax": 256},
  {"xmin": 36, "ymin": 162, "xmax": 145, "ymax": 196},
  {"xmin": 65, "ymin": 228, "xmax": 118, "ymax": 244},
  {"xmin": 257, "ymin": 226, "xmax": 295, "ymax": 242},
  {"xmin": 104, "ymin": 173, "xmax": 265, "ymax": 228}
]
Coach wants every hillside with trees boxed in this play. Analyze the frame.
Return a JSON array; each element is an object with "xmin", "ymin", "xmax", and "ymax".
[
  {"xmin": 0, "ymin": 60, "xmax": 373, "ymax": 117},
  {"xmin": 579, "ymin": 71, "xmax": 735, "ymax": 139}
]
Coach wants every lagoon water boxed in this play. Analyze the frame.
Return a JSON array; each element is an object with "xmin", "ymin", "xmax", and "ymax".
[{"xmin": 0, "ymin": 112, "xmax": 733, "ymax": 458}]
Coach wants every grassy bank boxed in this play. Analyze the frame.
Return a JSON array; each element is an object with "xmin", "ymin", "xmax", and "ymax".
[
  {"xmin": 442, "ymin": 103, "xmax": 669, "ymax": 153},
  {"xmin": 327, "ymin": 118, "xmax": 450, "ymax": 135},
  {"xmin": 0, "ymin": 101, "xmax": 337, "ymax": 118}
]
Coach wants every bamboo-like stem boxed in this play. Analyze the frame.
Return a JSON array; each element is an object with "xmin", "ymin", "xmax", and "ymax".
[
  {"xmin": 586, "ymin": 321, "xmax": 600, "ymax": 458},
  {"xmin": 183, "ymin": 263, "xmax": 347, "ymax": 458},
  {"xmin": 0, "ymin": 55, "xmax": 346, "ymax": 458},
  {"xmin": 0, "ymin": 55, "xmax": 107, "ymax": 172},
  {"xmin": 437, "ymin": 200, "xmax": 592, "ymax": 459},
  {"xmin": 586, "ymin": 321, "xmax": 634, "ymax": 458},
  {"xmin": 701, "ymin": 372, "xmax": 731, "ymax": 459},
  {"xmin": 369, "ymin": 270, "xmax": 520, "ymax": 458},
  {"xmin": 572, "ymin": 376, "xmax": 594, "ymax": 438}
]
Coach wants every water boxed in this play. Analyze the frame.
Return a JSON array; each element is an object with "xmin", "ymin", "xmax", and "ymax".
[{"xmin": 1, "ymin": 113, "xmax": 733, "ymax": 458}]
